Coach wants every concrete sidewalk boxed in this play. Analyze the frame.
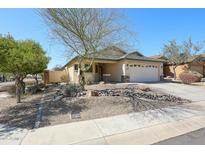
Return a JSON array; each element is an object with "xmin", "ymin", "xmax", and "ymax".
[
  {"xmin": 20, "ymin": 101, "xmax": 205, "ymax": 145},
  {"xmin": 0, "ymin": 124, "xmax": 28, "ymax": 145}
]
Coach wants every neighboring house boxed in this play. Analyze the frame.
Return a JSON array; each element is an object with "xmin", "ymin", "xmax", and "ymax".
[
  {"xmin": 165, "ymin": 54, "xmax": 205, "ymax": 78},
  {"xmin": 149, "ymin": 55, "xmax": 167, "ymax": 61},
  {"xmin": 62, "ymin": 46, "xmax": 164, "ymax": 83},
  {"xmin": 150, "ymin": 54, "xmax": 205, "ymax": 79}
]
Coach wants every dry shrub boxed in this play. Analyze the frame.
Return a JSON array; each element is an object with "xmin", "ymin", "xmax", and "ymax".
[
  {"xmin": 179, "ymin": 71, "xmax": 203, "ymax": 84},
  {"xmin": 63, "ymin": 84, "xmax": 83, "ymax": 97},
  {"xmin": 60, "ymin": 75, "xmax": 67, "ymax": 82}
]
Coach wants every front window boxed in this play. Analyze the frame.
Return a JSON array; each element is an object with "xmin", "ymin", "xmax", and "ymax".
[
  {"xmin": 85, "ymin": 64, "xmax": 92, "ymax": 72},
  {"xmin": 74, "ymin": 64, "xmax": 78, "ymax": 71}
]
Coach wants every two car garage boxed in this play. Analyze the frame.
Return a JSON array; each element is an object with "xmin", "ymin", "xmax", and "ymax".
[{"xmin": 127, "ymin": 63, "xmax": 161, "ymax": 82}]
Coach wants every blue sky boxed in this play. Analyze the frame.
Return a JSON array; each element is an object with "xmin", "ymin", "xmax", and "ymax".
[{"xmin": 0, "ymin": 8, "xmax": 205, "ymax": 69}]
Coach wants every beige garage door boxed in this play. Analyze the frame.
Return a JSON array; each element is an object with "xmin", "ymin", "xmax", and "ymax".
[{"xmin": 129, "ymin": 64, "xmax": 159, "ymax": 82}]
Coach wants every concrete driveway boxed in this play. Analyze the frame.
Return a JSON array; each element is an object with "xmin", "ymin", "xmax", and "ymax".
[{"xmin": 138, "ymin": 82, "xmax": 205, "ymax": 102}]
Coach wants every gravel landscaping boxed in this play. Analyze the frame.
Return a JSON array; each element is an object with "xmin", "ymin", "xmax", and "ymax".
[
  {"xmin": 0, "ymin": 83, "xmax": 192, "ymax": 129},
  {"xmin": 39, "ymin": 83, "xmax": 191, "ymax": 128}
]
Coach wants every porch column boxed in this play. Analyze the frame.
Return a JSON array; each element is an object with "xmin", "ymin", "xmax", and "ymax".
[
  {"xmin": 122, "ymin": 63, "xmax": 130, "ymax": 82},
  {"xmin": 92, "ymin": 63, "xmax": 97, "ymax": 82},
  {"xmin": 122, "ymin": 63, "xmax": 126, "ymax": 75},
  {"xmin": 92, "ymin": 63, "xmax": 96, "ymax": 74}
]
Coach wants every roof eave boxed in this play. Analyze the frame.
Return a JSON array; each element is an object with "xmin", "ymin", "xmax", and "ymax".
[
  {"xmin": 61, "ymin": 56, "xmax": 79, "ymax": 69},
  {"xmin": 122, "ymin": 58, "xmax": 164, "ymax": 63}
]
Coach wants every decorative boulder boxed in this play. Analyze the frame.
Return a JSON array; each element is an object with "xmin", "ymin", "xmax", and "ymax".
[{"xmin": 91, "ymin": 90, "xmax": 99, "ymax": 96}]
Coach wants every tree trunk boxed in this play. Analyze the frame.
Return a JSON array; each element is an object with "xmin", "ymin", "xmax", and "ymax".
[
  {"xmin": 77, "ymin": 62, "xmax": 86, "ymax": 90},
  {"xmin": 173, "ymin": 66, "xmax": 177, "ymax": 80},
  {"xmin": 2, "ymin": 75, "xmax": 5, "ymax": 82},
  {"xmin": 35, "ymin": 74, "xmax": 38, "ymax": 85},
  {"xmin": 15, "ymin": 77, "xmax": 21, "ymax": 103},
  {"xmin": 21, "ymin": 80, "xmax": 26, "ymax": 94},
  {"xmin": 79, "ymin": 69, "xmax": 85, "ymax": 90}
]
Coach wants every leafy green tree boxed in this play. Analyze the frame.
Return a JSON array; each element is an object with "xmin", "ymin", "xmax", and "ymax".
[
  {"xmin": 25, "ymin": 40, "xmax": 50, "ymax": 85},
  {"xmin": 0, "ymin": 34, "xmax": 49, "ymax": 103}
]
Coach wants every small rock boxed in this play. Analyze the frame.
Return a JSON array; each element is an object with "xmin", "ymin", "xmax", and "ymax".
[
  {"xmin": 99, "ymin": 81, "xmax": 105, "ymax": 84},
  {"xmin": 53, "ymin": 95, "xmax": 64, "ymax": 101},
  {"xmin": 139, "ymin": 86, "xmax": 151, "ymax": 92},
  {"xmin": 71, "ymin": 111, "xmax": 81, "ymax": 119},
  {"xmin": 89, "ymin": 90, "xmax": 99, "ymax": 96}
]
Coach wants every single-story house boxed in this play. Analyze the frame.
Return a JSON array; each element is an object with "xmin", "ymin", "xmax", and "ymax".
[
  {"xmin": 61, "ymin": 46, "xmax": 164, "ymax": 83},
  {"xmin": 150, "ymin": 54, "xmax": 205, "ymax": 79}
]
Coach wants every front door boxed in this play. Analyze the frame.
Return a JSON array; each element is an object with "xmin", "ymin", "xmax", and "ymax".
[
  {"xmin": 203, "ymin": 66, "xmax": 205, "ymax": 77},
  {"xmin": 99, "ymin": 66, "xmax": 103, "ymax": 81}
]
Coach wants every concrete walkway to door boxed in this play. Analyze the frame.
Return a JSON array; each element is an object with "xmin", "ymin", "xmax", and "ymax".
[{"xmin": 137, "ymin": 82, "xmax": 205, "ymax": 102}]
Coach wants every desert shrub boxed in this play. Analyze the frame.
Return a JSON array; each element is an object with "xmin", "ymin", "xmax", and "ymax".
[
  {"xmin": 85, "ymin": 79, "xmax": 92, "ymax": 85},
  {"xmin": 179, "ymin": 71, "xmax": 203, "ymax": 84},
  {"xmin": 63, "ymin": 84, "xmax": 83, "ymax": 97},
  {"xmin": 26, "ymin": 83, "xmax": 45, "ymax": 94}
]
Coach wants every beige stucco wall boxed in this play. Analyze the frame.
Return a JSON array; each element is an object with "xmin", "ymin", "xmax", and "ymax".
[
  {"xmin": 100, "ymin": 60, "xmax": 162, "ymax": 82},
  {"xmin": 65, "ymin": 63, "xmax": 78, "ymax": 83},
  {"xmin": 166, "ymin": 64, "xmax": 189, "ymax": 79},
  {"xmin": 102, "ymin": 61, "xmax": 124, "ymax": 82},
  {"xmin": 190, "ymin": 64, "xmax": 203, "ymax": 75},
  {"xmin": 48, "ymin": 70, "xmax": 68, "ymax": 83},
  {"xmin": 160, "ymin": 63, "xmax": 164, "ymax": 77},
  {"xmin": 65, "ymin": 59, "xmax": 162, "ymax": 83},
  {"xmin": 65, "ymin": 62, "xmax": 99, "ymax": 84},
  {"xmin": 84, "ymin": 73, "xmax": 99, "ymax": 83}
]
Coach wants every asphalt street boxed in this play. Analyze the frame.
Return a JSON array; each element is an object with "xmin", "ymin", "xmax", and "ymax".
[{"xmin": 155, "ymin": 128, "xmax": 205, "ymax": 145}]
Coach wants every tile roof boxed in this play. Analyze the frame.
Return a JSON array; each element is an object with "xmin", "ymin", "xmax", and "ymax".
[
  {"xmin": 90, "ymin": 50, "xmax": 164, "ymax": 62},
  {"xmin": 63, "ymin": 46, "xmax": 164, "ymax": 68}
]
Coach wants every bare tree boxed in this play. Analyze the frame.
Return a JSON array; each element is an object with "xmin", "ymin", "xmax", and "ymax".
[
  {"xmin": 183, "ymin": 37, "xmax": 204, "ymax": 58},
  {"xmin": 163, "ymin": 38, "xmax": 204, "ymax": 80},
  {"xmin": 52, "ymin": 65, "xmax": 63, "ymax": 71},
  {"xmin": 40, "ymin": 8, "xmax": 135, "ymax": 89}
]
